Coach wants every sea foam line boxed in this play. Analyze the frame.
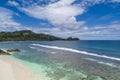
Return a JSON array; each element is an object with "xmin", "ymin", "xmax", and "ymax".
[
  {"xmin": 84, "ymin": 58, "xmax": 118, "ymax": 67},
  {"xmin": 31, "ymin": 44, "xmax": 120, "ymax": 61}
]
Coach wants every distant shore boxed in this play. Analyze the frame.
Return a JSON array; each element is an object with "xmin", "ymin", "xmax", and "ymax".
[
  {"xmin": 0, "ymin": 40, "xmax": 80, "ymax": 43},
  {"xmin": 0, "ymin": 30, "xmax": 79, "ymax": 41},
  {"xmin": 0, "ymin": 55, "xmax": 36, "ymax": 80}
]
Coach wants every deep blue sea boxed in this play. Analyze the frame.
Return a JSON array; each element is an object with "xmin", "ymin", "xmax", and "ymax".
[{"xmin": 0, "ymin": 41, "xmax": 120, "ymax": 80}]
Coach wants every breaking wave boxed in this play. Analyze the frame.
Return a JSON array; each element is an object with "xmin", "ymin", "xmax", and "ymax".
[
  {"xmin": 30, "ymin": 44, "xmax": 120, "ymax": 61},
  {"xmin": 84, "ymin": 58, "xmax": 118, "ymax": 67}
]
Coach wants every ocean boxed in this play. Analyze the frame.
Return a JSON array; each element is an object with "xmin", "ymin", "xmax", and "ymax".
[{"xmin": 0, "ymin": 41, "xmax": 120, "ymax": 80}]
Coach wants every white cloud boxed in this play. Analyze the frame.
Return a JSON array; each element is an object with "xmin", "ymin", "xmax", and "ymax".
[
  {"xmin": 0, "ymin": 7, "xmax": 20, "ymax": 27},
  {"xmin": 32, "ymin": 22, "xmax": 120, "ymax": 40},
  {"xmin": 17, "ymin": 0, "xmax": 120, "ymax": 39},
  {"xmin": 19, "ymin": 0, "xmax": 85, "ymax": 29},
  {"xmin": 7, "ymin": 0, "xmax": 19, "ymax": 6},
  {"xmin": 111, "ymin": 0, "xmax": 120, "ymax": 2},
  {"xmin": 0, "ymin": 7, "xmax": 27, "ymax": 31},
  {"xmin": 12, "ymin": 0, "xmax": 120, "ymax": 30},
  {"xmin": 80, "ymin": 0, "xmax": 105, "ymax": 6},
  {"xmin": 79, "ymin": 0, "xmax": 120, "ymax": 7},
  {"xmin": 6, "ymin": 0, "xmax": 120, "ymax": 40},
  {"xmin": 8, "ymin": 0, "xmax": 120, "ymax": 30},
  {"xmin": 73, "ymin": 23, "xmax": 120, "ymax": 40}
]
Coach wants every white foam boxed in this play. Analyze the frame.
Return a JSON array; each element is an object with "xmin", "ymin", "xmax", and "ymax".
[
  {"xmin": 51, "ymin": 52, "xmax": 57, "ymax": 54},
  {"xmin": 84, "ymin": 58, "xmax": 118, "ymax": 67},
  {"xmin": 29, "ymin": 46, "xmax": 36, "ymax": 49},
  {"xmin": 31, "ymin": 44, "xmax": 120, "ymax": 61}
]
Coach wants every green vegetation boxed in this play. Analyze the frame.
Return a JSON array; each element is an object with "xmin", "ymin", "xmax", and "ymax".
[{"xmin": 0, "ymin": 30, "xmax": 79, "ymax": 41}]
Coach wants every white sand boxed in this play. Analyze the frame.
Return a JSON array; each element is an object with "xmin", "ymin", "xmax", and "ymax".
[{"xmin": 0, "ymin": 56, "xmax": 37, "ymax": 80}]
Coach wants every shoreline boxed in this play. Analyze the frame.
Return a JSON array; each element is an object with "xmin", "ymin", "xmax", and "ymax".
[
  {"xmin": 0, "ymin": 40, "xmax": 80, "ymax": 43},
  {"xmin": 0, "ymin": 55, "xmax": 37, "ymax": 80},
  {"xmin": 0, "ymin": 40, "xmax": 119, "ymax": 42},
  {"xmin": 0, "ymin": 41, "xmax": 120, "ymax": 80}
]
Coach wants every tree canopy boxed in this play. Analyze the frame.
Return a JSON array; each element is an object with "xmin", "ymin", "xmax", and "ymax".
[{"xmin": 0, "ymin": 30, "xmax": 79, "ymax": 41}]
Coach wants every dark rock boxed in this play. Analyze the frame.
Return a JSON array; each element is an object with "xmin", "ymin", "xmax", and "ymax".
[
  {"xmin": 0, "ymin": 49, "xmax": 10, "ymax": 55},
  {"xmin": 7, "ymin": 48, "xmax": 20, "ymax": 52},
  {"xmin": 66, "ymin": 37, "xmax": 79, "ymax": 41}
]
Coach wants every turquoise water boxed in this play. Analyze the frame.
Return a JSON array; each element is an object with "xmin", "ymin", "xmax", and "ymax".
[{"xmin": 0, "ymin": 41, "xmax": 120, "ymax": 80}]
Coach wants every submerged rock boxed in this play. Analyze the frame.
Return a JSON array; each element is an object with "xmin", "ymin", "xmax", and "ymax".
[
  {"xmin": 7, "ymin": 48, "xmax": 20, "ymax": 52},
  {"xmin": 93, "ymin": 76, "xmax": 103, "ymax": 80}
]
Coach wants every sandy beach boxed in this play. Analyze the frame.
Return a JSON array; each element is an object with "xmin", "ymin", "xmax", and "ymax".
[{"xmin": 0, "ymin": 55, "xmax": 36, "ymax": 80}]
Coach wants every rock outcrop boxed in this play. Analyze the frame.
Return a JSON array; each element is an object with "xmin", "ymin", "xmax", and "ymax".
[
  {"xmin": 0, "ymin": 49, "xmax": 10, "ymax": 55},
  {"xmin": 0, "ymin": 48, "xmax": 20, "ymax": 55},
  {"xmin": 7, "ymin": 48, "xmax": 20, "ymax": 52}
]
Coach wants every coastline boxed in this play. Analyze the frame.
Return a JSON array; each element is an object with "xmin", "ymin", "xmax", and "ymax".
[
  {"xmin": 0, "ymin": 40, "xmax": 80, "ymax": 43},
  {"xmin": 0, "ymin": 55, "xmax": 37, "ymax": 80},
  {"xmin": 0, "ymin": 41, "xmax": 120, "ymax": 80}
]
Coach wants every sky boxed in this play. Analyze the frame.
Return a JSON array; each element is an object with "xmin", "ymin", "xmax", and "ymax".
[{"xmin": 0, "ymin": 0, "xmax": 120, "ymax": 40}]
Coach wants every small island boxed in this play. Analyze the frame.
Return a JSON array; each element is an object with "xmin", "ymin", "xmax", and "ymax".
[{"xmin": 0, "ymin": 30, "xmax": 79, "ymax": 41}]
